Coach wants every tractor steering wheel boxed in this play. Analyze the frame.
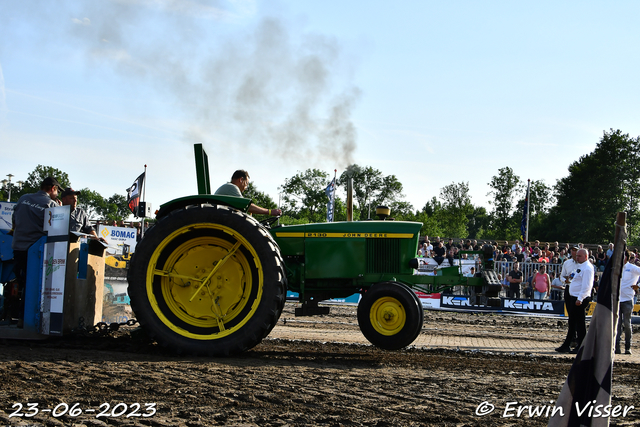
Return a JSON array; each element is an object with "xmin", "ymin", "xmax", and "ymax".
[{"xmin": 259, "ymin": 216, "xmax": 280, "ymax": 228}]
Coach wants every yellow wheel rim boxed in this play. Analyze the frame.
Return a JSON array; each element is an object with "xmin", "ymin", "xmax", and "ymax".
[
  {"xmin": 146, "ymin": 223, "xmax": 263, "ymax": 340},
  {"xmin": 369, "ymin": 296, "xmax": 406, "ymax": 336}
]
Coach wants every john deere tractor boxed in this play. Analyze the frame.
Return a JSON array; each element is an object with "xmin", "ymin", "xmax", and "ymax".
[{"xmin": 127, "ymin": 144, "xmax": 501, "ymax": 356}]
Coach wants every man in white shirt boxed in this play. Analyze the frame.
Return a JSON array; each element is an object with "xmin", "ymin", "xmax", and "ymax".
[
  {"xmin": 556, "ymin": 248, "xmax": 594, "ymax": 353},
  {"xmin": 616, "ymin": 251, "xmax": 640, "ymax": 355},
  {"xmin": 560, "ymin": 246, "xmax": 578, "ymax": 289}
]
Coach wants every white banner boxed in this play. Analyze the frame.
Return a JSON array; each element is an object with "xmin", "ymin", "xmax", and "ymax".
[
  {"xmin": 41, "ymin": 206, "xmax": 70, "ymax": 335},
  {"xmin": 0, "ymin": 201, "xmax": 15, "ymax": 231},
  {"xmin": 99, "ymin": 225, "xmax": 137, "ymax": 255}
]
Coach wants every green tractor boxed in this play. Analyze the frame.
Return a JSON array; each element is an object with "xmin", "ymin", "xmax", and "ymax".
[{"xmin": 127, "ymin": 145, "xmax": 501, "ymax": 356}]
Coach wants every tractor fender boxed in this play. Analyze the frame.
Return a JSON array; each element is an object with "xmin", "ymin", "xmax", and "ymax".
[{"xmin": 155, "ymin": 194, "xmax": 252, "ymax": 220}]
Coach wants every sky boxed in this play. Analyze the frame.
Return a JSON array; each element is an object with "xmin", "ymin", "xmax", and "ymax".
[{"xmin": 1, "ymin": 0, "xmax": 640, "ymax": 217}]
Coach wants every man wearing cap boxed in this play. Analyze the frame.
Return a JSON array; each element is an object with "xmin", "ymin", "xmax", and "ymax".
[
  {"xmin": 7, "ymin": 177, "xmax": 62, "ymax": 326},
  {"xmin": 214, "ymin": 170, "xmax": 282, "ymax": 216},
  {"xmin": 60, "ymin": 187, "xmax": 101, "ymax": 240}
]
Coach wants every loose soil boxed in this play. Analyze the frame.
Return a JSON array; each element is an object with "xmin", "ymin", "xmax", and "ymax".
[{"xmin": 0, "ymin": 304, "xmax": 638, "ymax": 427}]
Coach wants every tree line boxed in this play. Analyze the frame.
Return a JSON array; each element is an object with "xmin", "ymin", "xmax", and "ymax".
[
  {"xmin": 0, "ymin": 165, "xmax": 130, "ymax": 222},
  {"xmin": 2, "ymin": 129, "xmax": 636, "ymax": 244},
  {"xmin": 250, "ymin": 129, "xmax": 639, "ymax": 245}
]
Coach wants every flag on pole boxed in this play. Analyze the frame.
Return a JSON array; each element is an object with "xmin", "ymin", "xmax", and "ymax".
[
  {"xmin": 126, "ymin": 172, "xmax": 145, "ymax": 216},
  {"xmin": 520, "ymin": 180, "xmax": 530, "ymax": 243},
  {"xmin": 548, "ymin": 215, "xmax": 626, "ymax": 427},
  {"xmin": 325, "ymin": 177, "xmax": 336, "ymax": 222}
]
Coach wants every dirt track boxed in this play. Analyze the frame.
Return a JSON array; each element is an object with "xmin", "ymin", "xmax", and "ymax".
[{"xmin": 0, "ymin": 304, "xmax": 638, "ymax": 427}]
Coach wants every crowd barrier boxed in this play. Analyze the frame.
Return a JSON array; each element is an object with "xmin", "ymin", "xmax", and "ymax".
[
  {"xmin": 417, "ymin": 256, "xmax": 566, "ymax": 280},
  {"xmin": 286, "ymin": 290, "xmax": 640, "ymax": 318}
]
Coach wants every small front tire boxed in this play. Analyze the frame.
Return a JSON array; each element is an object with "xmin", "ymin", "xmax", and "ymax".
[{"xmin": 357, "ymin": 282, "xmax": 423, "ymax": 350}]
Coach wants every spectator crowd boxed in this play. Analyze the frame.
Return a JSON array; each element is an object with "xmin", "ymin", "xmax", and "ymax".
[{"xmin": 416, "ymin": 237, "xmax": 640, "ymax": 304}]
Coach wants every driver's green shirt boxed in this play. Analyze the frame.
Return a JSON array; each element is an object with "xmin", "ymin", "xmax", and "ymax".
[{"xmin": 214, "ymin": 182, "xmax": 242, "ymax": 197}]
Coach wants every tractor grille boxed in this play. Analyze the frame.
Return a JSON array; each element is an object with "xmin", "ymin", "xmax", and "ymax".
[{"xmin": 366, "ymin": 238, "xmax": 400, "ymax": 273}]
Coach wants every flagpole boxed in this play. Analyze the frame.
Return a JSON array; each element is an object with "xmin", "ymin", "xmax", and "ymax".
[
  {"xmin": 141, "ymin": 164, "xmax": 147, "ymax": 239},
  {"xmin": 332, "ymin": 169, "xmax": 337, "ymax": 222},
  {"xmin": 525, "ymin": 179, "xmax": 530, "ymax": 243}
]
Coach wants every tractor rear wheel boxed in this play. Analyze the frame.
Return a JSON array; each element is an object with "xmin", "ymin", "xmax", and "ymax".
[
  {"xmin": 357, "ymin": 282, "xmax": 423, "ymax": 350},
  {"xmin": 128, "ymin": 205, "xmax": 286, "ymax": 356}
]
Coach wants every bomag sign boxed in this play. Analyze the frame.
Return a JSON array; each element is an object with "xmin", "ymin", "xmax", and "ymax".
[{"xmin": 98, "ymin": 225, "xmax": 137, "ymax": 255}]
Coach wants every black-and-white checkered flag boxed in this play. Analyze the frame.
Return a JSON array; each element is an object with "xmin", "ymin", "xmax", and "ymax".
[{"xmin": 548, "ymin": 216, "xmax": 626, "ymax": 427}]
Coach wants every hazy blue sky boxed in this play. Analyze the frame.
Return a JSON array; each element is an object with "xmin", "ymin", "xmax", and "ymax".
[{"xmin": 1, "ymin": 0, "xmax": 639, "ymax": 215}]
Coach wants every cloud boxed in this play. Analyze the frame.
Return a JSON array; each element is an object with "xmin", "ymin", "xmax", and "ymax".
[{"xmin": 71, "ymin": 17, "xmax": 91, "ymax": 26}]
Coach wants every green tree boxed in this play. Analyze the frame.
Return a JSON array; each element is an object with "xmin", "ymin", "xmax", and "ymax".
[
  {"xmin": 438, "ymin": 181, "xmax": 473, "ymax": 238},
  {"xmin": 78, "ymin": 188, "xmax": 105, "ymax": 220},
  {"xmin": 338, "ymin": 165, "xmax": 410, "ymax": 221},
  {"xmin": 467, "ymin": 206, "xmax": 490, "ymax": 239},
  {"xmin": 550, "ymin": 129, "xmax": 640, "ymax": 243},
  {"xmin": 23, "ymin": 165, "xmax": 71, "ymax": 194},
  {"xmin": 406, "ymin": 198, "xmax": 445, "ymax": 238},
  {"xmin": 487, "ymin": 166, "xmax": 521, "ymax": 239},
  {"xmin": 98, "ymin": 194, "xmax": 130, "ymax": 222},
  {"xmin": 279, "ymin": 169, "xmax": 330, "ymax": 223},
  {"xmin": 244, "ymin": 182, "xmax": 278, "ymax": 222}
]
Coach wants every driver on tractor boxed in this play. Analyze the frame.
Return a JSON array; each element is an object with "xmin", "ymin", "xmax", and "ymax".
[{"xmin": 214, "ymin": 170, "xmax": 281, "ymax": 217}]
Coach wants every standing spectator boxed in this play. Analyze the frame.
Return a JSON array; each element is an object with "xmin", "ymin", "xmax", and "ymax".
[
  {"xmin": 533, "ymin": 265, "xmax": 551, "ymax": 299},
  {"xmin": 558, "ymin": 248, "xmax": 568, "ymax": 263},
  {"xmin": 550, "ymin": 272, "xmax": 564, "ymax": 300},
  {"xmin": 60, "ymin": 188, "xmax": 102, "ymax": 241},
  {"xmin": 433, "ymin": 241, "xmax": 446, "ymax": 265},
  {"xmin": 524, "ymin": 269, "xmax": 537, "ymax": 299},
  {"xmin": 616, "ymin": 251, "xmax": 640, "ymax": 355},
  {"xmin": 560, "ymin": 247, "xmax": 579, "ymax": 287},
  {"xmin": 506, "ymin": 262, "xmax": 523, "ymax": 298},
  {"xmin": 595, "ymin": 245, "xmax": 607, "ymax": 271},
  {"xmin": 606, "ymin": 243, "xmax": 614, "ymax": 259},
  {"xmin": 514, "ymin": 247, "xmax": 525, "ymax": 263},
  {"xmin": 503, "ymin": 247, "xmax": 514, "ymax": 263},
  {"xmin": 446, "ymin": 245, "xmax": 457, "ymax": 267},
  {"xmin": 537, "ymin": 249, "xmax": 550, "ymax": 264},
  {"xmin": 425, "ymin": 240, "xmax": 433, "ymax": 255},
  {"xmin": 418, "ymin": 243, "xmax": 427, "ymax": 257},
  {"xmin": 445, "ymin": 238, "xmax": 455, "ymax": 252},
  {"xmin": 556, "ymin": 248, "xmax": 594, "ymax": 353},
  {"xmin": 8, "ymin": 176, "xmax": 62, "ymax": 327},
  {"xmin": 511, "ymin": 239, "xmax": 521, "ymax": 252},
  {"xmin": 530, "ymin": 246, "xmax": 541, "ymax": 261}
]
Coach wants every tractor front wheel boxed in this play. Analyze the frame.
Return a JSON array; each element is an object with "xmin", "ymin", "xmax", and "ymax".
[{"xmin": 357, "ymin": 282, "xmax": 423, "ymax": 350}]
